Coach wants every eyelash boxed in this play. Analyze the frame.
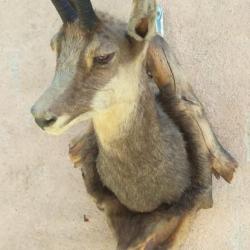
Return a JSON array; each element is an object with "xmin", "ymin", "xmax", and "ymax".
[{"xmin": 94, "ymin": 53, "xmax": 115, "ymax": 65}]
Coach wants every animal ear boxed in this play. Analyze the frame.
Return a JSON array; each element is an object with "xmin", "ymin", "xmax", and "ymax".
[{"xmin": 127, "ymin": 0, "xmax": 157, "ymax": 42}]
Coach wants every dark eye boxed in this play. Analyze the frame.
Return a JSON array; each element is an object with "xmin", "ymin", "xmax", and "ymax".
[{"xmin": 94, "ymin": 53, "xmax": 115, "ymax": 65}]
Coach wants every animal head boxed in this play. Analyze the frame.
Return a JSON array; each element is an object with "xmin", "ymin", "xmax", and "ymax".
[{"xmin": 31, "ymin": 0, "xmax": 156, "ymax": 135}]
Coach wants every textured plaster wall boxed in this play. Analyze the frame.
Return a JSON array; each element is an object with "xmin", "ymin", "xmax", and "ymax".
[{"xmin": 0, "ymin": 0, "xmax": 250, "ymax": 249}]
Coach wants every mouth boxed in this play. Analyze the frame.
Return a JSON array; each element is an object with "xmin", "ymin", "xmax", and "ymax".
[{"xmin": 44, "ymin": 112, "xmax": 94, "ymax": 135}]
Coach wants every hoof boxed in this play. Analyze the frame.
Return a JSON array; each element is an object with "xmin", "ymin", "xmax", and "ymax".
[
  {"xmin": 196, "ymin": 187, "xmax": 213, "ymax": 210},
  {"xmin": 211, "ymin": 153, "xmax": 238, "ymax": 183},
  {"xmin": 69, "ymin": 139, "xmax": 85, "ymax": 168}
]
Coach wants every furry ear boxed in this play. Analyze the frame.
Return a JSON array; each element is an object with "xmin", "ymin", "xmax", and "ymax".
[{"xmin": 127, "ymin": 0, "xmax": 157, "ymax": 42}]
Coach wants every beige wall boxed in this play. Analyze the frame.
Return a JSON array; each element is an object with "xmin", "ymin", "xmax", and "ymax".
[{"xmin": 0, "ymin": 0, "xmax": 250, "ymax": 249}]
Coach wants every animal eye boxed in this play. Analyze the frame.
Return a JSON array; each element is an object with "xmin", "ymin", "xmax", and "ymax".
[{"xmin": 94, "ymin": 53, "xmax": 115, "ymax": 65}]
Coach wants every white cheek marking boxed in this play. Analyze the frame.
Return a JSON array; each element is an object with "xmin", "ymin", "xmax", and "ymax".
[
  {"xmin": 91, "ymin": 59, "xmax": 143, "ymax": 145},
  {"xmin": 91, "ymin": 60, "xmax": 143, "ymax": 110}
]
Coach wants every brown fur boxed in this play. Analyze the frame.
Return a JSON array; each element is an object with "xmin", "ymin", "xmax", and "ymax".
[
  {"xmin": 69, "ymin": 123, "xmax": 203, "ymax": 250},
  {"xmin": 32, "ymin": 0, "xmax": 238, "ymax": 249},
  {"xmin": 68, "ymin": 26, "xmax": 238, "ymax": 250},
  {"xmin": 69, "ymin": 126, "xmax": 200, "ymax": 249}
]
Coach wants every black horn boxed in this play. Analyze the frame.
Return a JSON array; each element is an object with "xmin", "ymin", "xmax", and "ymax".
[
  {"xmin": 75, "ymin": 0, "xmax": 98, "ymax": 31},
  {"xmin": 51, "ymin": 0, "xmax": 77, "ymax": 23}
]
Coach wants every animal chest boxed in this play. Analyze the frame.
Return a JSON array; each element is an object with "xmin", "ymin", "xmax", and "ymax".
[{"xmin": 96, "ymin": 151, "xmax": 173, "ymax": 212}]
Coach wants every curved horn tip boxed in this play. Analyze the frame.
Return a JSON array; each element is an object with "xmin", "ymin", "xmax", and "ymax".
[
  {"xmin": 75, "ymin": 0, "xmax": 98, "ymax": 31},
  {"xmin": 51, "ymin": 0, "xmax": 78, "ymax": 23}
]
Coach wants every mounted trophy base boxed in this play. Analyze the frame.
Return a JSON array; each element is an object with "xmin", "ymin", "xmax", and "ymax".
[
  {"xmin": 69, "ymin": 136, "xmax": 211, "ymax": 250},
  {"xmin": 100, "ymin": 188, "xmax": 202, "ymax": 250}
]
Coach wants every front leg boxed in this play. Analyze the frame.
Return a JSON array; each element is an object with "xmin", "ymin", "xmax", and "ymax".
[
  {"xmin": 147, "ymin": 36, "xmax": 238, "ymax": 184},
  {"xmin": 69, "ymin": 124, "xmax": 111, "ymax": 206}
]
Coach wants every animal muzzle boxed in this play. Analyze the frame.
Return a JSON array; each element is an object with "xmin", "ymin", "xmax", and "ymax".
[{"xmin": 31, "ymin": 106, "xmax": 57, "ymax": 130}]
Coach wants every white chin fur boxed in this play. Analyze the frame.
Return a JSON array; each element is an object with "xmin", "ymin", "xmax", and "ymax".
[{"xmin": 44, "ymin": 112, "xmax": 94, "ymax": 135}]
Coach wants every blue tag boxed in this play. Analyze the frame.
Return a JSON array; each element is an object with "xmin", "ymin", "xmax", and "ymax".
[{"xmin": 156, "ymin": 5, "xmax": 164, "ymax": 37}]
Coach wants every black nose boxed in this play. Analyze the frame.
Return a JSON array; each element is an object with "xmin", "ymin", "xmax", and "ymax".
[
  {"xmin": 31, "ymin": 105, "xmax": 58, "ymax": 129},
  {"xmin": 34, "ymin": 116, "xmax": 57, "ymax": 129}
]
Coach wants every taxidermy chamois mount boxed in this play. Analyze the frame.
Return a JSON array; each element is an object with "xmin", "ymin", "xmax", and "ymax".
[{"xmin": 31, "ymin": 0, "xmax": 238, "ymax": 249}]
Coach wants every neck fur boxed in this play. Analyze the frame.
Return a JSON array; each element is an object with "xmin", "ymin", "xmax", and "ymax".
[{"xmin": 92, "ymin": 58, "xmax": 156, "ymax": 147}]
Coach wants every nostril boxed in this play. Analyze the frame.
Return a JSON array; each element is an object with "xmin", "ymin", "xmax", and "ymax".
[
  {"xmin": 35, "ymin": 116, "xmax": 57, "ymax": 129},
  {"xmin": 45, "ymin": 116, "xmax": 57, "ymax": 127}
]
